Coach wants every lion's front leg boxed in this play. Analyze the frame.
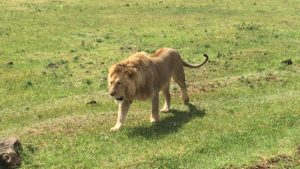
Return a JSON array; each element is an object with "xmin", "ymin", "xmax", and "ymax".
[
  {"xmin": 150, "ymin": 90, "xmax": 160, "ymax": 123},
  {"xmin": 110, "ymin": 100, "xmax": 131, "ymax": 131}
]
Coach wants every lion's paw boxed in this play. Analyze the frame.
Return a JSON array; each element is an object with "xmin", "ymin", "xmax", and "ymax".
[
  {"xmin": 150, "ymin": 117, "xmax": 159, "ymax": 123},
  {"xmin": 110, "ymin": 126, "xmax": 121, "ymax": 132},
  {"xmin": 160, "ymin": 108, "xmax": 170, "ymax": 113}
]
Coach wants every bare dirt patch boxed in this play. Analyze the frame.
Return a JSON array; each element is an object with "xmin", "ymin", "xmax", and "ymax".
[
  {"xmin": 188, "ymin": 72, "xmax": 281, "ymax": 93},
  {"xmin": 225, "ymin": 145, "xmax": 300, "ymax": 169},
  {"xmin": 247, "ymin": 154, "xmax": 294, "ymax": 169}
]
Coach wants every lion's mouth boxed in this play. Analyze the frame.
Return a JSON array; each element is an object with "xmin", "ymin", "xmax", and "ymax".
[{"xmin": 115, "ymin": 97, "xmax": 124, "ymax": 101}]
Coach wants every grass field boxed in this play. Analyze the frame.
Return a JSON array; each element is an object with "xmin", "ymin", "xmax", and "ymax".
[{"xmin": 1, "ymin": 0, "xmax": 300, "ymax": 168}]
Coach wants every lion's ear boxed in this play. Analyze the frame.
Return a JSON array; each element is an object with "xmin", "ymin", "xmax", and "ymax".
[
  {"xmin": 125, "ymin": 68, "xmax": 137, "ymax": 79},
  {"xmin": 108, "ymin": 64, "xmax": 119, "ymax": 76}
]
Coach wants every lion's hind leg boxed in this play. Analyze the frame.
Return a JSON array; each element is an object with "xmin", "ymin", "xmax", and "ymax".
[
  {"xmin": 172, "ymin": 67, "xmax": 189, "ymax": 104},
  {"xmin": 160, "ymin": 84, "xmax": 171, "ymax": 112}
]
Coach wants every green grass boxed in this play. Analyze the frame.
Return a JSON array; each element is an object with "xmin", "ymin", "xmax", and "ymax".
[{"xmin": 1, "ymin": 0, "xmax": 300, "ymax": 168}]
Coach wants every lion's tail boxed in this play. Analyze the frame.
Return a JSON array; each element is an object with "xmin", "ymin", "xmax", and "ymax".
[{"xmin": 182, "ymin": 54, "xmax": 209, "ymax": 68}]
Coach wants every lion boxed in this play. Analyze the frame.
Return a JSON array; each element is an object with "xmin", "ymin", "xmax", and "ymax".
[{"xmin": 108, "ymin": 48, "xmax": 208, "ymax": 131}]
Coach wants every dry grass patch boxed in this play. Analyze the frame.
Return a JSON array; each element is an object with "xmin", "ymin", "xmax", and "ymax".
[{"xmin": 21, "ymin": 113, "xmax": 113, "ymax": 138}]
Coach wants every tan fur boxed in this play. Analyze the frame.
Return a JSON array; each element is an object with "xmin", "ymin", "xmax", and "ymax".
[{"xmin": 108, "ymin": 48, "xmax": 208, "ymax": 131}]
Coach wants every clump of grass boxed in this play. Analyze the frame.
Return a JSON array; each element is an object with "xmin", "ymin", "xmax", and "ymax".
[
  {"xmin": 59, "ymin": 60, "xmax": 68, "ymax": 65},
  {"xmin": 104, "ymin": 34, "xmax": 111, "ymax": 40},
  {"xmin": 235, "ymin": 22, "xmax": 261, "ymax": 31},
  {"xmin": 83, "ymin": 79, "xmax": 93, "ymax": 85},
  {"xmin": 217, "ymin": 51, "xmax": 225, "ymax": 58},
  {"xmin": 23, "ymin": 81, "xmax": 33, "ymax": 89},
  {"xmin": 73, "ymin": 55, "xmax": 80, "ymax": 62},
  {"xmin": 204, "ymin": 44, "xmax": 211, "ymax": 48},
  {"xmin": 70, "ymin": 49, "xmax": 77, "ymax": 53},
  {"xmin": 46, "ymin": 60, "xmax": 68, "ymax": 68},
  {"xmin": 95, "ymin": 38, "xmax": 103, "ymax": 43}
]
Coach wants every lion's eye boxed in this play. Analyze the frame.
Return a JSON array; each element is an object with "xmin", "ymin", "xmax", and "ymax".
[{"xmin": 116, "ymin": 81, "xmax": 121, "ymax": 86}]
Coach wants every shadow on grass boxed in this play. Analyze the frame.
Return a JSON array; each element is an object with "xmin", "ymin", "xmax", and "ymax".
[{"xmin": 127, "ymin": 103, "xmax": 205, "ymax": 139}]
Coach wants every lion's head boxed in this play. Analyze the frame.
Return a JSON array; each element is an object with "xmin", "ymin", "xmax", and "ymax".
[
  {"xmin": 108, "ymin": 52, "xmax": 155, "ymax": 101},
  {"xmin": 108, "ymin": 64, "xmax": 137, "ymax": 102}
]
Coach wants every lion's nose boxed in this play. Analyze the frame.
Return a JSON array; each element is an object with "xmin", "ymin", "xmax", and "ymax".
[{"xmin": 109, "ymin": 91, "xmax": 116, "ymax": 97}]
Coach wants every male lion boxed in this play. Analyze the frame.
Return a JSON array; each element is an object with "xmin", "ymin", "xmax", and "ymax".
[{"xmin": 108, "ymin": 48, "xmax": 208, "ymax": 131}]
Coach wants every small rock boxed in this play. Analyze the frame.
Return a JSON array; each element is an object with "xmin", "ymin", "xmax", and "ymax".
[
  {"xmin": 282, "ymin": 59, "xmax": 293, "ymax": 65},
  {"xmin": 87, "ymin": 100, "xmax": 97, "ymax": 105},
  {"xmin": 0, "ymin": 138, "xmax": 22, "ymax": 169},
  {"xmin": 7, "ymin": 62, "xmax": 14, "ymax": 66}
]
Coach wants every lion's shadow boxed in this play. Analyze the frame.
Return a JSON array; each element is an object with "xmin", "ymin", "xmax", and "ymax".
[{"xmin": 127, "ymin": 103, "xmax": 205, "ymax": 139}]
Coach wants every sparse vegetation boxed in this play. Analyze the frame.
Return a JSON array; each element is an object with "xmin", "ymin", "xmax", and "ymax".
[{"xmin": 0, "ymin": 0, "xmax": 299, "ymax": 168}]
